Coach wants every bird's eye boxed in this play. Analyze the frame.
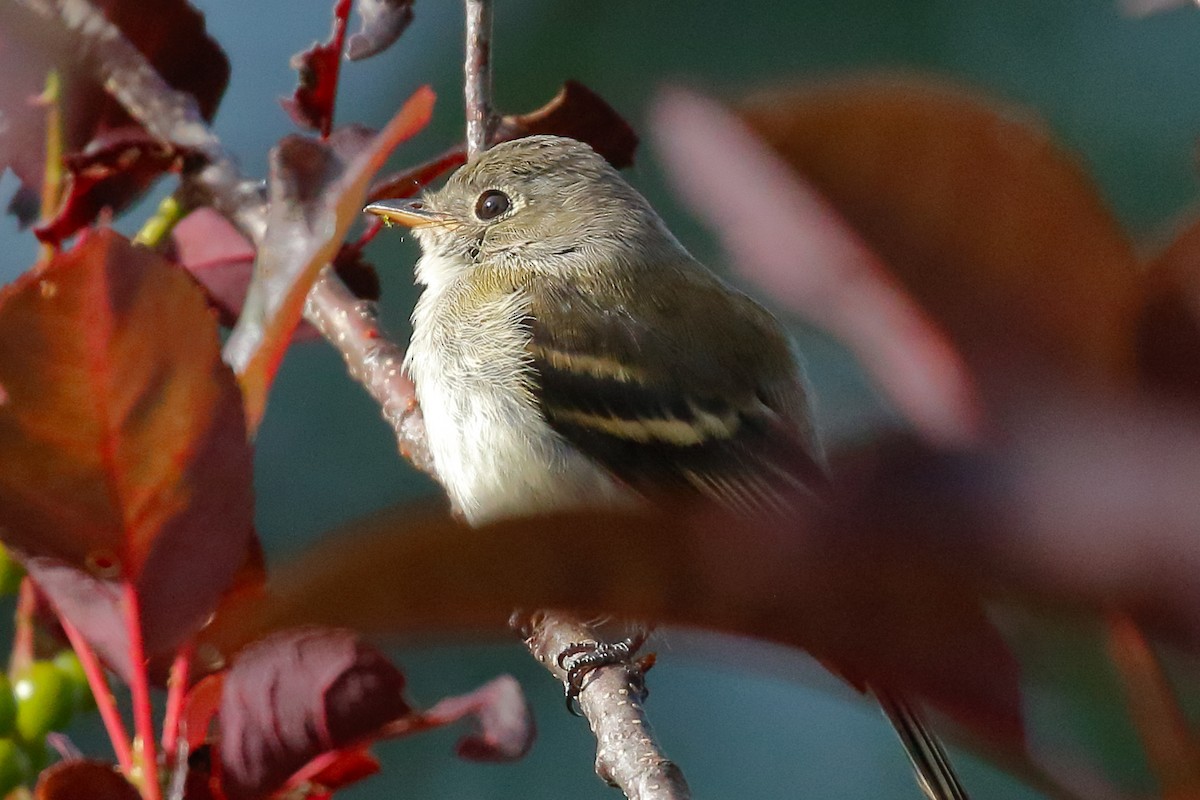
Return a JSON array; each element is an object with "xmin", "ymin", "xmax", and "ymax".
[{"xmin": 474, "ymin": 189, "xmax": 511, "ymax": 221}]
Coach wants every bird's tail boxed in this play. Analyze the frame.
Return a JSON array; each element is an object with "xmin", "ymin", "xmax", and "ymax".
[{"xmin": 875, "ymin": 690, "xmax": 970, "ymax": 800}]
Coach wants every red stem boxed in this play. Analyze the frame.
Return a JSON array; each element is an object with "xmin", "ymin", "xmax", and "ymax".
[
  {"xmin": 59, "ymin": 614, "xmax": 134, "ymax": 773},
  {"xmin": 123, "ymin": 585, "xmax": 161, "ymax": 800},
  {"xmin": 9, "ymin": 578, "xmax": 37, "ymax": 676},
  {"xmin": 161, "ymin": 643, "xmax": 193, "ymax": 764},
  {"xmin": 322, "ymin": 0, "xmax": 353, "ymax": 139}
]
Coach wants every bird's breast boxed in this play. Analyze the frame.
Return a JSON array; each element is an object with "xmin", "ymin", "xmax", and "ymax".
[{"xmin": 406, "ymin": 280, "xmax": 628, "ymax": 524}]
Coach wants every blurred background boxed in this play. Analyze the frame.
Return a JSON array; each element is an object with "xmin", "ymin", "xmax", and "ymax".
[{"xmin": 4, "ymin": 1, "xmax": 1200, "ymax": 797}]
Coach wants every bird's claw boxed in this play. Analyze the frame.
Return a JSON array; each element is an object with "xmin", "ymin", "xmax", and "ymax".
[{"xmin": 557, "ymin": 633, "xmax": 652, "ymax": 716}]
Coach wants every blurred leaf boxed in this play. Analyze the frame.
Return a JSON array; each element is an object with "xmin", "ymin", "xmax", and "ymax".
[
  {"xmin": 368, "ymin": 81, "xmax": 637, "ymax": 203},
  {"xmin": 418, "ymin": 675, "xmax": 534, "ymax": 762},
  {"xmin": 739, "ymin": 74, "xmax": 1142, "ymax": 392},
  {"xmin": 1137, "ymin": 209, "xmax": 1200, "ymax": 401},
  {"xmin": 34, "ymin": 760, "xmax": 139, "ymax": 800},
  {"xmin": 0, "ymin": 0, "xmax": 228, "ymax": 222},
  {"xmin": 1107, "ymin": 614, "xmax": 1200, "ymax": 798},
  {"xmin": 282, "ymin": 0, "xmax": 351, "ymax": 135},
  {"xmin": 222, "ymin": 85, "xmax": 434, "ymax": 430},
  {"xmin": 0, "ymin": 230, "xmax": 254, "ymax": 675},
  {"xmin": 650, "ymin": 87, "xmax": 983, "ymax": 446},
  {"xmin": 206, "ymin": 497, "xmax": 1023, "ymax": 757},
  {"xmin": 34, "ymin": 127, "xmax": 183, "ymax": 247},
  {"xmin": 218, "ymin": 628, "xmax": 411, "ymax": 800},
  {"xmin": 346, "ymin": 0, "xmax": 415, "ymax": 61}
]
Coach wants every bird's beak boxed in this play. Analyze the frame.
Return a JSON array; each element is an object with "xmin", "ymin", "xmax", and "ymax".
[{"xmin": 363, "ymin": 199, "xmax": 449, "ymax": 228}]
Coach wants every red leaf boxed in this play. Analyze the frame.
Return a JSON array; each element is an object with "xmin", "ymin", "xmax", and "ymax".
[
  {"xmin": 368, "ymin": 81, "xmax": 636, "ymax": 203},
  {"xmin": 217, "ymin": 628, "xmax": 410, "ymax": 800},
  {"xmin": 34, "ymin": 760, "xmax": 140, "ymax": 800},
  {"xmin": 282, "ymin": 0, "xmax": 352, "ymax": 135},
  {"xmin": 0, "ymin": 0, "xmax": 228, "ymax": 222},
  {"xmin": 0, "ymin": 230, "xmax": 254, "ymax": 675},
  {"xmin": 35, "ymin": 128, "xmax": 183, "ymax": 247},
  {"xmin": 223, "ymin": 87, "xmax": 434, "ymax": 430},
  {"xmin": 346, "ymin": 0, "xmax": 415, "ymax": 61},
  {"xmin": 419, "ymin": 675, "xmax": 534, "ymax": 762}
]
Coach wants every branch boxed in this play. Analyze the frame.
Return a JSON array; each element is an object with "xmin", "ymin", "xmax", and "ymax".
[
  {"xmin": 464, "ymin": 0, "xmax": 496, "ymax": 156},
  {"xmin": 520, "ymin": 612, "xmax": 692, "ymax": 800},
  {"xmin": 27, "ymin": 0, "xmax": 435, "ymax": 478}
]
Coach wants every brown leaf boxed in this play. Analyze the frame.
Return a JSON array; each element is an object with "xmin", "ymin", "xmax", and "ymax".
[
  {"xmin": 0, "ymin": 230, "xmax": 254, "ymax": 674},
  {"xmin": 739, "ymin": 74, "xmax": 1142, "ymax": 393},
  {"xmin": 223, "ymin": 86, "xmax": 434, "ymax": 430}
]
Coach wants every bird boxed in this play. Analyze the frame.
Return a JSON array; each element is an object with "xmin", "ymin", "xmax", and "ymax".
[{"xmin": 365, "ymin": 134, "xmax": 969, "ymax": 800}]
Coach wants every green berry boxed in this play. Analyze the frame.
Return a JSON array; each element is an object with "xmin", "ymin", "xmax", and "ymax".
[
  {"xmin": 0, "ymin": 547, "xmax": 24, "ymax": 597},
  {"xmin": 52, "ymin": 651, "xmax": 94, "ymax": 714},
  {"xmin": 0, "ymin": 738, "xmax": 31, "ymax": 795},
  {"xmin": 13, "ymin": 661, "xmax": 72, "ymax": 741}
]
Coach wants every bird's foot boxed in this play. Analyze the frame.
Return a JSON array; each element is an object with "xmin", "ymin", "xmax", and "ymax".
[{"xmin": 557, "ymin": 631, "xmax": 654, "ymax": 716}]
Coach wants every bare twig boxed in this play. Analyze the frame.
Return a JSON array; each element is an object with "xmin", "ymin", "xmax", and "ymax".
[
  {"xmin": 27, "ymin": 0, "xmax": 434, "ymax": 476},
  {"xmin": 520, "ymin": 612, "xmax": 692, "ymax": 800},
  {"xmin": 464, "ymin": 0, "xmax": 496, "ymax": 157}
]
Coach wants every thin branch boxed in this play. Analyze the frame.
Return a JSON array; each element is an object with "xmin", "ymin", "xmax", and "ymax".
[
  {"xmin": 520, "ymin": 612, "xmax": 692, "ymax": 800},
  {"xmin": 464, "ymin": 0, "xmax": 496, "ymax": 156},
  {"xmin": 25, "ymin": 0, "xmax": 433, "ymax": 476},
  {"xmin": 304, "ymin": 272, "xmax": 435, "ymax": 474}
]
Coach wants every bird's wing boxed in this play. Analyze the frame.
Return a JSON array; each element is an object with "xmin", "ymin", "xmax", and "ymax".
[{"xmin": 525, "ymin": 265, "xmax": 826, "ymax": 514}]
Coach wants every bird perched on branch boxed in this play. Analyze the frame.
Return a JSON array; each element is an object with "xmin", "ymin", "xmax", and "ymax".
[{"xmin": 366, "ymin": 134, "xmax": 968, "ymax": 800}]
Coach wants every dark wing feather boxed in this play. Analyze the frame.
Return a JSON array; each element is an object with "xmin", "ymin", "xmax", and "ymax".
[{"xmin": 526, "ymin": 263, "xmax": 826, "ymax": 513}]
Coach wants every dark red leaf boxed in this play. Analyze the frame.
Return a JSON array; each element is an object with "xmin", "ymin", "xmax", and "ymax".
[
  {"xmin": 217, "ymin": 628, "xmax": 410, "ymax": 800},
  {"xmin": 368, "ymin": 81, "xmax": 636, "ymax": 203},
  {"xmin": 223, "ymin": 87, "xmax": 434, "ymax": 431},
  {"xmin": 0, "ymin": 230, "xmax": 254, "ymax": 675},
  {"xmin": 1136, "ymin": 209, "xmax": 1200, "ymax": 401},
  {"xmin": 34, "ymin": 127, "xmax": 183, "ymax": 247},
  {"xmin": 0, "ymin": 0, "xmax": 228, "ymax": 223},
  {"xmin": 420, "ymin": 675, "xmax": 534, "ymax": 762},
  {"xmin": 346, "ymin": 0, "xmax": 415, "ymax": 61},
  {"xmin": 284, "ymin": 746, "xmax": 380, "ymax": 800},
  {"xmin": 34, "ymin": 760, "xmax": 140, "ymax": 800},
  {"xmin": 282, "ymin": 0, "xmax": 352, "ymax": 134}
]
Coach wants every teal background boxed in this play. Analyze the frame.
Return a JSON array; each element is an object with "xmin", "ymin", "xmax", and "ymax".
[{"xmin": 4, "ymin": 1, "xmax": 1200, "ymax": 797}]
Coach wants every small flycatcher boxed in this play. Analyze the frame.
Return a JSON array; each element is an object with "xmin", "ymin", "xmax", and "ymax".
[{"xmin": 366, "ymin": 134, "xmax": 967, "ymax": 800}]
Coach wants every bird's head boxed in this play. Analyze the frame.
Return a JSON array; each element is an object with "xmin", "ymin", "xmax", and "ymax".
[{"xmin": 365, "ymin": 135, "xmax": 681, "ymax": 287}]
